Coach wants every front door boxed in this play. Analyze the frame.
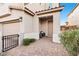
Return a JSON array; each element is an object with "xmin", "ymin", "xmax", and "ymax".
[{"xmin": 48, "ymin": 21, "xmax": 53, "ymax": 37}]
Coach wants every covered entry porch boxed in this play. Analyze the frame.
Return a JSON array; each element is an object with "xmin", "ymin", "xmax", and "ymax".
[
  {"xmin": 35, "ymin": 6, "xmax": 64, "ymax": 43},
  {"xmin": 39, "ymin": 15, "xmax": 53, "ymax": 38}
]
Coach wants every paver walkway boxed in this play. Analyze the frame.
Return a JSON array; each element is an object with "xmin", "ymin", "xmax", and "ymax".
[{"xmin": 0, "ymin": 37, "xmax": 69, "ymax": 56}]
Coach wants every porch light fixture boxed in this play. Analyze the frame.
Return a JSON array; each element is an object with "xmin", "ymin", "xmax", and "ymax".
[{"xmin": 19, "ymin": 17, "xmax": 22, "ymax": 22}]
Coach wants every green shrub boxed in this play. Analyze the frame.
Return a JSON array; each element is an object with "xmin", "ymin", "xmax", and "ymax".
[
  {"xmin": 59, "ymin": 30, "xmax": 79, "ymax": 56},
  {"xmin": 29, "ymin": 38, "xmax": 36, "ymax": 43},
  {"xmin": 23, "ymin": 38, "xmax": 36, "ymax": 45}
]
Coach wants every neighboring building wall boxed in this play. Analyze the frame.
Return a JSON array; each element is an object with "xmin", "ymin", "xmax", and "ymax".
[
  {"xmin": 68, "ymin": 13, "xmax": 77, "ymax": 26},
  {"xmin": 68, "ymin": 4, "xmax": 79, "ymax": 26}
]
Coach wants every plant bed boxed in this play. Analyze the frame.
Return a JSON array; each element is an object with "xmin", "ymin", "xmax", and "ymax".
[
  {"xmin": 59, "ymin": 30, "xmax": 79, "ymax": 56},
  {"xmin": 23, "ymin": 38, "xmax": 36, "ymax": 45}
]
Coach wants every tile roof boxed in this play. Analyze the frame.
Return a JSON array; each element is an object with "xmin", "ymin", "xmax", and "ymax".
[
  {"xmin": 9, "ymin": 5, "xmax": 64, "ymax": 16},
  {"xmin": 36, "ymin": 6, "xmax": 64, "ymax": 13},
  {"xmin": 35, "ymin": 6, "xmax": 64, "ymax": 15}
]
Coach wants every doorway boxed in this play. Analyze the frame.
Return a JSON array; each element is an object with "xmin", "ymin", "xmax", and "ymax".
[{"xmin": 48, "ymin": 21, "xmax": 53, "ymax": 38}]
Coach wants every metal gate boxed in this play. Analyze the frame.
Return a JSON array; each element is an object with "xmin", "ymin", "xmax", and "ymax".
[{"xmin": 2, "ymin": 34, "xmax": 19, "ymax": 52}]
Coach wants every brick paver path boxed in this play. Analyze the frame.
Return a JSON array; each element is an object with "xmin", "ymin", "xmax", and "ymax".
[{"xmin": 1, "ymin": 37, "xmax": 69, "ymax": 56}]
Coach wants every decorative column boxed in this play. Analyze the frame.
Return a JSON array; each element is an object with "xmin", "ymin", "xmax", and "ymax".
[
  {"xmin": 53, "ymin": 12, "xmax": 60, "ymax": 43},
  {"xmin": 33, "ymin": 15, "xmax": 39, "ymax": 39},
  {"xmin": 19, "ymin": 17, "xmax": 24, "ymax": 46}
]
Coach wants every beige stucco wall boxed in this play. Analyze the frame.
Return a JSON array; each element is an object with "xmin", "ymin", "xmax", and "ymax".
[
  {"xmin": 53, "ymin": 12, "xmax": 60, "ymax": 43},
  {"xmin": 3, "ymin": 23, "xmax": 20, "ymax": 35},
  {"xmin": 10, "ymin": 7, "xmax": 39, "ymax": 39},
  {"xmin": 0, "ymin": 4, "xmax": 11, "ymax": 17},
  {"xmin": 23, "ymin": 11, "xmax": 40, "ymax": 39},
  {"xmin": 0, "ymin": 3, "xmax": 40, "ymax": 42},
  {"xmin": 0, "ymin": 6, "xmax": 36, "ymax": 47},
  {"xmin": 68, "ymin": 5, "xmax": 79, "ymax": 26},
  {"xmin": 0, "ymin": 3, "xmax": 61, "ymax": 53},
  {"xmin": 0, "ymin": 9, "xmax": 33, "ymax": 33}
]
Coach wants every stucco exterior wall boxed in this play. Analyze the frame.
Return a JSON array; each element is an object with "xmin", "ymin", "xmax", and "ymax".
[
  {"xmin": 8, "ymin": 9, "xmax": 39, "ymax": 40},
  {"xmin": 24, "ymin": 14, "xmax": 39, "ymax": 39},
  {"xmin": 23, "ymin": 12, "xmax": 39, "ymax": 39},
  {"xmin": 0, "ymin": 8, "xmax": 35, "ymax": 44},
  {"xmin": 0, "ymin": 3, "xmax": 61, "ymax": 53},
  {"xmin": 2, "ymin": 23, "xmax": 20, "ymax": 35},
  {"xmin": 53, "ymin": 12, "xmax": 60, "ymax": 43},
  {"xmin": 0, "ymin": 8, "xmax": 33, "ymax": 34},
  {"xmin": 32, "ymin": 15, "xmax": 39, "ymax": 39},
  {"xmin": 0, "ymin": 4, "xmax": 11, "ymax": 17},
  {"xmin": 68, "ymin": 5, "xmax": 79, "ymax": 26}
]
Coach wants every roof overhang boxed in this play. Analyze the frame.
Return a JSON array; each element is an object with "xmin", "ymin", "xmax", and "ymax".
[
  {"xmin": 0, "ymin": 17, "xmax": 22, "ymax": 24},
  {"xmin": 0, "ymin": 13, "xmax": 11, "ymax": 18},
  {"xmin": 68, "ymin": 3, "xmax": 79, "ymax": 16},
  {"xmin": 35, "ymin": 6, "xmax": 64, "ymax": 15},
  {"xmin": 24, "ymin": 7, "xmax": 35, "ymax": 16},
  {"xmin": 9, "ymin": 6, "xmax": 35, "ymax": 16}
]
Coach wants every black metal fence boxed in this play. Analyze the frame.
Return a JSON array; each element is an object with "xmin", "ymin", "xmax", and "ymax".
[{"xmin": 2, "ymin": 34, "xmax": 19, "ymax": 52}]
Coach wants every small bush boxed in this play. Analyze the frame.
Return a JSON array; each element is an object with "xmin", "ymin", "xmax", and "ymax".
[
  {"xmin": 23, "ymin": 38, "xmax": 36, "ymax": 45},
  {"xmin": 29, "ymin": 38, "xmax": 36, "ymax": 43},
  {"xmin": 59, "ymin": 30, "xmax": 79, "ymax": 56}
]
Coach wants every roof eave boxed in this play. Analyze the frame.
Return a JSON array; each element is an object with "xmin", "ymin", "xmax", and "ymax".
[
  {"xmin": 24, "ymin": 7, "xmax": 35, "ymax": 16},
  {"xmin": 0, "ymin": 13, "xmax": 11, "ymax": 18},
  {"xmin": 36, "ymin": 6, "xmax": 64, "ymax": 15},
  {"xmin": 9, "ymin": 6, "xmax": 35, "ymax": 16},
  {"xmin": 68, "ymin": 3, "xmax": 79, "ymax": 16}
]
